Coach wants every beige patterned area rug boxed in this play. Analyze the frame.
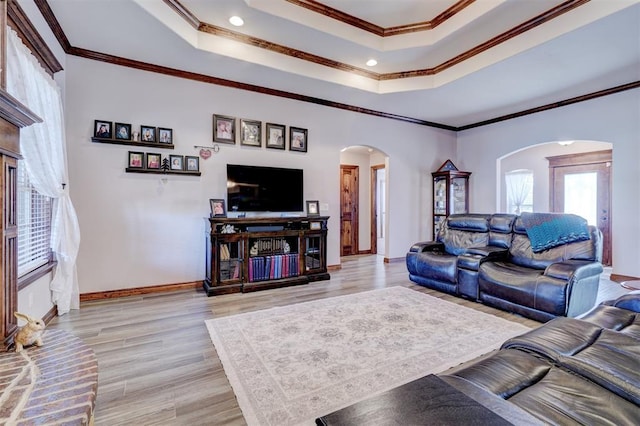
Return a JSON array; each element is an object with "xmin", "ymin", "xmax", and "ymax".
[{"xmin": 205, "ymin": 286, "xmax": 531, "ymax": 426}]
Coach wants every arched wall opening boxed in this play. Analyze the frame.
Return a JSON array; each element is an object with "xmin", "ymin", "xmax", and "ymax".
[{"xmin": 339, "ymin": 145, "xmax": 389, "ymax": 259}]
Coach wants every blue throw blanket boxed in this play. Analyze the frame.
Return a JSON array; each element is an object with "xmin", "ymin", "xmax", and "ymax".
[{"xmin": 521, "ymin": 212, "xmax": 590, "ymax": 253}]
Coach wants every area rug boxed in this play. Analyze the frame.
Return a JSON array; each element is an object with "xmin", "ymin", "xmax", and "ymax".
[{"xmin": 205, "ymin": 286, "xmax": 531, "ymax": 426}]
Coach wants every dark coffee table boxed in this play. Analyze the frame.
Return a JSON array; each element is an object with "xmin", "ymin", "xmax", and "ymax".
[{"xmin": 316, "ymin": 374, "xmax": 514, "ymax": 425}]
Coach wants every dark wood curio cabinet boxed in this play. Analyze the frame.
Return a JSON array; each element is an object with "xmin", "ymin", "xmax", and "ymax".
[
  {"xmin": 432, "ymin": 160, "xmax": 471, "ymax": 237},
  {"xmin": 203, "ymin": 216, "xmax": 330, "ymax": 296}
]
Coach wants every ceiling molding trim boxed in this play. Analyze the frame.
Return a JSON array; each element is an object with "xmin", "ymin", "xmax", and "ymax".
[
  {"xmin": 30, "ymin": 0, "xmax": 637, "ymax": 133},
  {"xmin": 8, "ymin": 0, "xmax": 62, "ymax": 75},
  {"xmin": 162, "ymin": 0, "xmax": 200, "ymax": 30},
  {"xmin": 458, "ymin": 81, "xmax": 640, "ymax": 131},
  {"xmin": 32, "ymin": 0, "xmax": 71, "ymax": 52},
  {"xmin": 65, "ymin": 45, "xmax": 455, "ymax": 131},
  {"xmin": 380, "ymin": 0, "xmax": 589, "ymax": 80},
  {"xmin": 198, "ymin": 23, "xmax": 380, "ymax": 80},
  {"xmin": 286, "ymin": 0, "xmax": 476, "ymax": 37}
]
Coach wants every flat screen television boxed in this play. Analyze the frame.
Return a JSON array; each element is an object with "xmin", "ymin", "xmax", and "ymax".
[{"xmin": 227, "ymin": 164, "xmax": 304, "ymax": 212}]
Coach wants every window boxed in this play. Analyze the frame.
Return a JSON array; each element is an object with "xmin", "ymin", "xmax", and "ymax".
[
  {"xmin": 505, "ymin": 170, "xmax": 534, "ymax": 214},
  {"xmin": 17, "ymin": 160, "xmax": 52, "ymax": 276}
]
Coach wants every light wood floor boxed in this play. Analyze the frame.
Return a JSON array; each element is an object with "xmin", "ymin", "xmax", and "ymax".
[{"xmin": 48, "ymin": 255, "xmax": 629, "ymax": 425}]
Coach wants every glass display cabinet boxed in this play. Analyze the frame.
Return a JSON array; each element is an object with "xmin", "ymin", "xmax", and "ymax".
[{"xmin": 432, "ymin": 160, "xmax": 471, "ymax": 237}]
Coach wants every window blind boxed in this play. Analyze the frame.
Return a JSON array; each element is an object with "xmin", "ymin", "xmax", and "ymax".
[{"xmin": 17, "ymin": 161, "xmax": 52, "ymax": 276}]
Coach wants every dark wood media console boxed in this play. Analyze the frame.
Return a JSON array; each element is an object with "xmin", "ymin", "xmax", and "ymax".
[{"xmin": 203, "ymin": 216, "xmax": 330, "ymax": 296}]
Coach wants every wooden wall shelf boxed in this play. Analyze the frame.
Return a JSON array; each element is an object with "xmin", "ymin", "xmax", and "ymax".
[
  {"xmin": 125, "ymin": 168, "xmax": 201, "ymax": 176},
  {"xmin": 91, "ymin": 137, "xmax": 175, "ymax": 150}
]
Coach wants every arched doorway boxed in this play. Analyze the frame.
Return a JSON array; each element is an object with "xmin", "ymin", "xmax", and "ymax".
[
  {"xmin": 498, "ymin": 140, "xmax": 613, "ymax": 266},
  {"xmin": 339, "ymin": 146, "xmax": 388, "ymax": 258}
]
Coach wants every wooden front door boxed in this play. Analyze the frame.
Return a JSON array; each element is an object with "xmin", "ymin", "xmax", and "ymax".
[
  {"xmin": 548, "ymin": 150, "xmax": 612, "ymax": 266},
  {"xmin": 340, "ymin": 165, "xmax": 359, "ymax": 256}
]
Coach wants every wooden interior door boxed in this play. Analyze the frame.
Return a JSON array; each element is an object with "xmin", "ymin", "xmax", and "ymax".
[
  {"xmin": 340, "ymin": 165, "xmax": 359, "ymax": 256},
  {"xmin": 548, "ymin": 150, "xmax": 612, "ymax": 266}
]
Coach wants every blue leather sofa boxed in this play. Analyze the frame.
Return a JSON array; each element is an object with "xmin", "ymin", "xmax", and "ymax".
[{"xmin": 406, "ymin": 213, "xmax": 603, "ymax": 322}]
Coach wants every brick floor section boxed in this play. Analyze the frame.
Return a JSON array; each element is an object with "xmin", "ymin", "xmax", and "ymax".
[{"xmin": 0, "ymin": 329, "xmax": 97, "ymax": 425}]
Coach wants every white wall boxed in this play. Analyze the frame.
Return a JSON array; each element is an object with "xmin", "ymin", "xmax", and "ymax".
[
  {"xmin": 458, "ymin": 89, "xmax": 640, "ymax": 277},
  {"xmin": 64, "ymin": 57, "xmax": 456, "ymax": 293}
]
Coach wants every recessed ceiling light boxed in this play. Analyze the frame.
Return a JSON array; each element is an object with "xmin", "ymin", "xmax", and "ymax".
[
  {"xmin": 366, "ymin": 59, "xmax": 378, "ymax": 67},
  {"xmin": 229, "ymin": 16, "xmax": 244, "ymax": 27},
  {"xmin": 558, "ymin": 140, "xmax": 575, "ymax": 146}
]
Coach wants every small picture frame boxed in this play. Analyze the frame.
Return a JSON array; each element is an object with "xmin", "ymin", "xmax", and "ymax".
[
  {"xmin": 146, "ymin": 153, "xmax": 161, "ymax": 169},
  {"xmin": 158, "ymin": 128, "xmax": 173, "ymax": 144},
  {"xmin": 141, "ymin": 126, "xmax": 156, "ymax": 143},
  {"xmin": 213, "ymin": 114, "xmax": 235, "ymax": 144},
  {"xmin": 115, "ymin": 122, "xmax": 131, "ymax": 140},
  {"xmin": 94, "ymin": 120, "xmax": 112, "ymax": 139},
  {"xmin": 306, "ymin": 200, "xmax": 320, "ymax": 216},
  {"xmin": 128, "ymin": 151, "xmax": 144, "ymax": 168},
  {"xmin": 240, "ymin": 119, "xmax": 262, "ymax": 147},
  {"xmin": 169, "ymin": 155, "xmax": 184, "ymax": 171},
  {"xmin": 185, "ymin": 155, "xmax": 200, "ymax": 172},
  {"xmin": 266, "ymin": 123, "xmax": 285, "ymax": 150},
  {"xmin": 290, "ymin": 127, "xmax": 308, "ymax": 152},
  {"xmin": 210, "ymin": 198, "xmax": 226, "ymax": 217}
]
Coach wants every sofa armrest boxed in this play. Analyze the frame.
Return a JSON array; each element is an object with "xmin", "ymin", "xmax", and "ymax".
[
  {"xmin": 544, "ymin": 259, "xmax": 603, "ymax": 281},
  {"xmin": 603, "ymin": 293, "xmax": 640, "ymax": 313},
  {"xmin": 409, "ymin": 241, "xmax": 444, "ymax": 253}
]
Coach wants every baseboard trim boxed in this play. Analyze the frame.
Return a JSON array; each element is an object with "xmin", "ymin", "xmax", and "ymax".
[
  {"xmin": 358, "ymin": 250, "xmax": 372, "ymax": 255},
  {"xmin": 80, "ymin": 281, "xmax": 201, "ymax": 302},
  {"xmin": 610, "ymin": 273, "xmax": 640, "ymax": 284},
  {"xmin": 43, "ymin": 305, "xmax": 58, "ymax": 325},
  {"xmin": 327, "ymin": 264, "xmax": 342, "ymax": 271},
  {"xmin": 383, "ymin": 257, "xmax": 405, "ymax": 264}
]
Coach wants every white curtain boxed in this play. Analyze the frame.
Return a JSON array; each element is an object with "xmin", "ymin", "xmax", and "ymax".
[{"xmin": 6, "ymin": 29, "xmax": 81, "ymax": 315}]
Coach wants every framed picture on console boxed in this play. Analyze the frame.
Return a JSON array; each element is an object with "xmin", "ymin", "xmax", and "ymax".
[
  {"xmin": 266, "ymin": 123, "xmax": 285, "ymax": 150},
  {"xmin": 213, "ymin": 114, "xmax": 236, "ymax": 144},
  {"xmin": 210, "ymin": 199, "xmax": 226, "ymax": 217},
  {"xmin": 290, "ymin": 127, "xmax": 307, "ymax": 152},
  {"xmin": 306, "ymin": 200, "xmax": 319, "ymax": 216}
]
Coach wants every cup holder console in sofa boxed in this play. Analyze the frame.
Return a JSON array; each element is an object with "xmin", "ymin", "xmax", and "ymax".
[{"xmin": 406, "ymin": 213, "xmax": 603, "ymax": 322}]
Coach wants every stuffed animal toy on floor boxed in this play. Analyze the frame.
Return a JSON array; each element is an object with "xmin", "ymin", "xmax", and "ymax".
[{"xmin": 13, "ymin": 312, "xmax": 45, "ymax": 352}]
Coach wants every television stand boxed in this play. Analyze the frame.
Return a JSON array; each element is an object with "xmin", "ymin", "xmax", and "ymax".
[{"xmin": 203, "ymin": 216, "xmax": 330, "ymax": 296}]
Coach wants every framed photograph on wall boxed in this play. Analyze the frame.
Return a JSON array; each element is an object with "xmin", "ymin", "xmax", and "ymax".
[
  {"xmin": 240, "ymin": 119, "xmax": 262, "ymax": 147},
  {"xmin": 289, "ymin": 127, "xmax": 308, "ymax": 152},
  {"xmin": 213, "ymin": 114, "xmax": 236, "ymax": 144},
  {"xmin": 146, "ymin": 153, "xmax": 161, "ymax": 169},
  {"xmin": 266, "ymin": 123, "xmax": 285, "ymax": 150},
  {"xmin": 141, "ymin": 125, "xmax": 156, "ymax": 143},
  {"xmin": 169, "ymin": 155, "xmax": 184, "ymax": 170},
  {"xmin": 185, "ymin": 156, "xmax": 200, "ymax": 172},
  {"xmin": 94, "ymin": 120, "xmax": 112, "ymax": 139},
  {"xmin": 306, "ymin": 200, "xmax": 320, "ymax": 216},
  {"xmin": 158, "ymin": 127, "xmax": 173, "ymax": 144},
  {"xmin": 115, "ymin": 122, "xmax": 131, "ymax": 140},
  {"xmin": 128, "ymin": 151, "xmax": 144, "ymax": 168},
  {"xmin": 210, "ymin": 198, "xmax": 226, "ymax": 217}
]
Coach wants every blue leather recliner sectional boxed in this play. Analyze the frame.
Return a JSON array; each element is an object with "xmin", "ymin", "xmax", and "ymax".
[{"xmin": 406, "ymin": 213, "xmax": 603, "ymax": 322}]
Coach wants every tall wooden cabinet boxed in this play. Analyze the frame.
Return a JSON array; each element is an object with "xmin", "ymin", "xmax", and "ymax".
[
  {"xmin": 0, "ymin": 91, "xmax": 40, "ymax": 345},
  {"xmin": 203, "ymin": 216, "xmax": 330, "ymax": 296},
  {"xmin": 432, "ymin": 160, "xmax": 471, "ymax": 237}
]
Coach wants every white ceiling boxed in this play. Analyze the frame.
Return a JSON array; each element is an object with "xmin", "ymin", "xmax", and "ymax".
[{"xmin": 45, "ymin": 0, "xmax": 640, "ymax": 127}]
